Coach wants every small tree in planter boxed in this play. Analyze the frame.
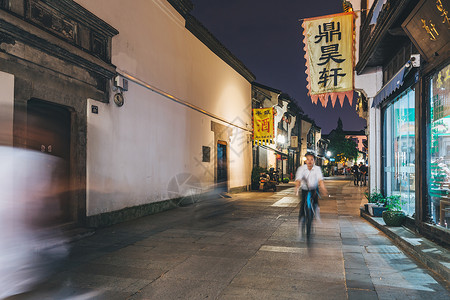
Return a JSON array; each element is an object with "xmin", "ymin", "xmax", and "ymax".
[
  {"xmin": 382, "ymin": 195, "xmax": 406, "ymax": 226},
  {"xmin": 364, "ymin": 190, "xmax": 386, "ymax": 216},
  {"xmin": 364, "ymin": 190, "xmax": 385, "ymax": 204}
]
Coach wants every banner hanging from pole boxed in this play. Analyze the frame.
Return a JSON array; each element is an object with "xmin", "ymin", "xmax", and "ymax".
[
  {"xmin": 252, "ymin": 108, "xmax": 274, "ymax": 145},
  {"xmin": 302, "ymin": 12, "xmax": 355, "ymax": 107}
]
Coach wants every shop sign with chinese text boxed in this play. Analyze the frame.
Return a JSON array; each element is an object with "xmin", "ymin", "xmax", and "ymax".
[
  {"xmin": 290, "ymin": 136, "xmax": 299, "ymax": 148},
  {"xmin": 302, "ymin": 12, "xmax": 355, "ymax": 107},
  {"xmin": 253, "ymin": 108, "xmax": 274, "ymax": 145},
  {"xmin": 402, "ymin": 0, "xmax": 450, "ymax": 64}
]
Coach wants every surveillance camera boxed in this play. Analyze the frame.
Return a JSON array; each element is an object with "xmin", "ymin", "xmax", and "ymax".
[{"xmin": 410, "ymin": 54, "xmax": 420, "ymax": 67}]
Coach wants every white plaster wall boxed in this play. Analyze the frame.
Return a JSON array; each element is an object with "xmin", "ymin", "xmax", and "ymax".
[
  {"xmin": 348, "ymin": 0, "xmax": 361, "ymax": 63},
  {"xmin": 274, "ymin": 105, "xmax": 285, "ymax": 142},
  {"xmin": 78, "ymin": 0, "xmax": 252, "ymax": 215},
  {"xmin": 86, "ymin": 79, "xmax": 251, "ymax": 215},
  {"xmin": 229, "ymin": 125, "xmax": 253, "ymax": 190},
  {"xmin": 315, "ymin": 131, "xmax": 322, "ymax": 150},
  {"xmin": 350, "ymin": 0, "xmax": 383, "ymax": 192},
  {"xmin": 288, "ymin": 115, "xmax": 296, "ymax": 140},
  {"xmin": 259, "ymin": 147, "xmax": 268, "ymax": 169},
  {"xmin": 76, "ymin": 0, "xmax": 252, "ymax": 124},
  {"xmin": 369, "ymin": 101, "xmax": 382, "ymax": 191},
  {"xmin": 354, "ymin": 66, "xmax": 383, "ymax": 192},
  {"xmin": 300, "ymin": 120, "xmax": 312, "ymax": 161},
  {"xmin": 267, "ymin": 149, "xmax": 276, "ymax": 169},
  {"xmin": 0, "ymin": 71, "xmax": 14, "ymax": 146}
]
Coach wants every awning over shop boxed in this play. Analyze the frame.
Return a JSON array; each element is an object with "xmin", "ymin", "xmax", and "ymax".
[
  {"xmin": 260, "ymin": 145, "xmax": 288, "ymax": 157},
  {"xmin": 372, "ymin": 62, "xmax": 411, "ymax": 108}
]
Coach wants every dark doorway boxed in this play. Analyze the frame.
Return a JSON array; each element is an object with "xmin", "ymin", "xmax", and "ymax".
[
  {"xmin": 27, "ymin": 99, "xmax": 72, "ymax": 223},
  {"xmin": 217, "ymin": 141, "xmax": 228, "ymax": 191}
]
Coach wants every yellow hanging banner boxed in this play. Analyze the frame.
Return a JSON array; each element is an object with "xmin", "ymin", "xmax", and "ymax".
[
  {"xmin": 253, "ymin": 108, "xmax": 274, "ymax": 145},
  {"xmin": 302, "ymin": 12, "xmax": 355, "ymax": 107}
]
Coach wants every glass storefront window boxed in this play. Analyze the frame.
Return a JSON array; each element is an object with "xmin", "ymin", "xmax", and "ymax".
[
  {"xmin": 383, "ymin": 88, "xmax": 416, "ymax": 216},
  {"xmin": 428, "ymin": 63, "xmax": 450, "ymax": 229}
]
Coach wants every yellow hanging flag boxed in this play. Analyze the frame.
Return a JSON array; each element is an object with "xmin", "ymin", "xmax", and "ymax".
[
  {"xmin": 253, "ymin": 108, "xmax": 274, "ymax": 145},
  {"xmin": 302, "ymin": 12, "xmax": 355, "ymax": 107}
]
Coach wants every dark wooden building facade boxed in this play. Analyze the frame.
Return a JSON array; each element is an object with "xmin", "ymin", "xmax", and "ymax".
[{"xmin": 358, "ymin": 0, "xmax": 450, "ymax": 245}]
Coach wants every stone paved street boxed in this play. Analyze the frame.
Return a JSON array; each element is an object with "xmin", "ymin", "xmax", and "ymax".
[{"xmin": 13, "ymin": 180, "xmax": 450, "ymax": 299}]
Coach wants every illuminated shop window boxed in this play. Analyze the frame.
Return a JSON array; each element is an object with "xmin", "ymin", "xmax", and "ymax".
[
  {"xmin": 383, "ymin": 88, "xmax": 416, "ymax": 216},
  {"xmin": 428, "ymin": 63, "xmax": 450, "ymax": 229}
]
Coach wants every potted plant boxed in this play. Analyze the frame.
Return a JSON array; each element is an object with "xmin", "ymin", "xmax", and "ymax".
[
  {"xmin": 364, "ymin": 190, "xmax": 387, "ymax": 216},
  {"xmin": 364, "ymin": 190, "xmax": 384, "ymax": 214},
  {"xmin": 382, "ymin": 195, "xmax": 406, "ymax": 226},
  {"xmin": 372, "ymin": 197, "xmax": 387, "ymax": 217}
]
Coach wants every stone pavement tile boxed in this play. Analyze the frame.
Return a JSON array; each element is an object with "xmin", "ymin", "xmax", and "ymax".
[
  {"xmin": 195, "ymin": 245, "xmax": 257, "ymax": 259},
  {"xmin": 229, "ymin": 273, "xmax": 346, "ymax": 296},
  {"xmin": 248, "ymin": 250, "xmax": 343, "ymax": 267},
  {"xmin": 157, "ymin": 228, "xmax": 228, "ymax": 238},
  {"xmin": 130, "ymin": 278, "xmax": 227, "ymax": 300},
  {"xmin": 195, "ymin": 235, "xmax": 266, "ymax": 250},
  {"xmin": 303, "ymin": 238, "xmax": 343, "ymax": 247},
  {"xmin": 218, "ymin": 285, "xmax": 342, "ymax": 300},
  {"xmin": 137, "ymin": 234, "xmax": 202, "ymax": 244},
  {"xmin": 343, "ymin": 251, "xmax": 366, "ymax": 259},
  {"xmin": 263, "ymin": 239, "xmax": 343, "ymax": 250},
  {"xmin": 223, "ymin": 228, "xmax": 276, "ymax": 239},
  {"xmin": 257, "ymin": 246, "xmax": 344, "ymax": 260},
  {"xmin": 8, "ymin": 286, "xmax": 133, "ymax": 300},
  {"xmin": 102, "ymin": 245, "xmax": 154, "ymax": 257},
  {"xmin": 372, "ymin": 272, "xmax": 448, "ymax": 293},
  {"xmin": 344, "ymin": 258, "xmax": 369, "ymax": 270},
  {"xmin": 133, "ymin": 239, "xmax": 207, "ymax": 253},
  {"xmin": 94, "ymin": 289, "xmax": 134, "ymax": 299},
  {"xmin": 163, "ymin": 255, "xmax": 248, "ymax": 282},
  {"xmin": 374, "ymin": 285, "xmax": 450, "ymax": 300},
  {"xmin": 342, "ymin": 244, "xmax": 365, "ymax": 253},
  {"xmin": 269, "ymin": 227, "xmax": 342, "ymax": 242},
  {"xmin": 71, "ymin": 263, "xmax": 163, "ymax": 280},
  {"xmin": 341, "ymin": 237, "xmax": 363, "ymax": 246},
  {"xmin": 239, "ymin": 258, "xmax": 345, "ymax": 282},
  {"xmin": 66, "ymin": 246, "xmax": 109, "ymax": 263},
  {"xmin": 347, "ymin": 288, "xmax": 378, "ymax": 300},
  {"xmin": 49, "ymin": 272, "xmax": 152, "ymax": 293},
  {"xmin": 345, "ymin": 272, "xmax": 375, "ymax": 290},
  {"xmin": 95, "ymin": 252, "xmax": 189, "ymax": 271}
]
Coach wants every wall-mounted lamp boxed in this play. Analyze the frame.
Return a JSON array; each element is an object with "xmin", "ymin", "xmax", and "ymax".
[{"xmin": 112, "ymin": 75, "xmax": 128, "ymax": 107}]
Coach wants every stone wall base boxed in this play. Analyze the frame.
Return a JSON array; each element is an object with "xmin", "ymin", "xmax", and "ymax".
[
  {"xmin": 229, "ymin": 185, "xmax": 249, "ymax": 194},
  {"xmin": 86, "ymin": 199, "xmax": 178, "ymax": 228}
]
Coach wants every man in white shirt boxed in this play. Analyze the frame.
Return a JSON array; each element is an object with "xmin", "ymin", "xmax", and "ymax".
[{"xmin": 295, "ymin": 152, "xmax": 328, "ymax": 221}]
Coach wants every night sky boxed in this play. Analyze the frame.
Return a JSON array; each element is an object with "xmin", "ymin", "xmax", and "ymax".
[{"xmin": 191, "ymin": 0, "xmax": 367, "ymax": 134}]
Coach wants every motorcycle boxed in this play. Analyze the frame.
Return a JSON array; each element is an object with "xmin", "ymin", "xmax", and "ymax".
[{"xmin": 259, "ymin": 173, "xmax": 277, "ymax": 192}]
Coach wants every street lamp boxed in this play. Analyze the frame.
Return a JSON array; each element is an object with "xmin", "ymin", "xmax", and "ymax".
[
  {"xmin": 277, "ymin": 135, "xmax": 286, "ymax": 144},
  {"xmin": 326, "ymin": 151, "xmax": 332, "ymax": 158}
]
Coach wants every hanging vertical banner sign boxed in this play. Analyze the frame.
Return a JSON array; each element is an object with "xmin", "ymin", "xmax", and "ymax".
[
  {"xmin": 252, "ymin": 108, "xmax": 274, "ymax": 145},
  {"xmin": 302, "ymin": 12, "xmax": 355, "ymax": 107}
]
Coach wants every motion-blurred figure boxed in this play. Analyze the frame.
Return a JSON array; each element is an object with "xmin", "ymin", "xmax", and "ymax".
[{"xmin": 0, "ymin": 110, "xmax": 69, "ymax": 299}]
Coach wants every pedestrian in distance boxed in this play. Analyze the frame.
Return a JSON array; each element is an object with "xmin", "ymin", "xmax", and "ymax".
[
  {"xmin": 359, "ymin": 163, "xmax": 368, "ymax": 186},
  {"xmin": 351, "ymin": 163, "xmax": 359, "ymax": 186}
]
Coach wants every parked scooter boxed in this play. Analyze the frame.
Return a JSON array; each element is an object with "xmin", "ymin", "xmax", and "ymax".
[{"xmin": 259, "ymin": 173, "xmax": 277, "ymax": 192}]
